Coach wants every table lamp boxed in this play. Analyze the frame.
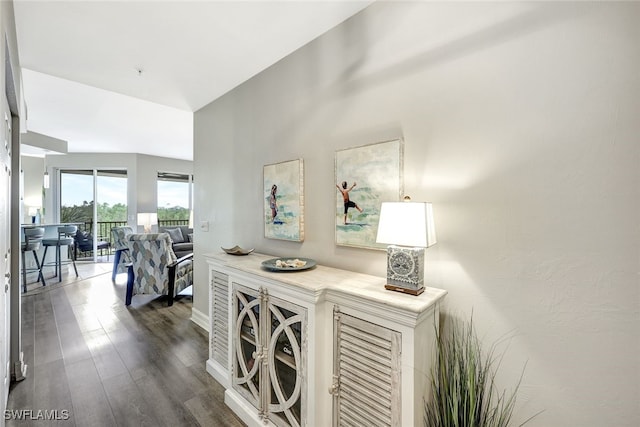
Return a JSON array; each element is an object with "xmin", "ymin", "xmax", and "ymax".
[
  {"xmin": 137, "ymin": 212, "xmax": 158, "ymax": 233},
  {"xmin": 375, "ymin": 198, "xmax": 436, "ymax": 295},
  {"xmin": 28, "ymin": 207, "xmax": 38, "ymax": 224}
]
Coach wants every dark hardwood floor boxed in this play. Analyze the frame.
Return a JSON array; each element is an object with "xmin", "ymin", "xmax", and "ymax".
[{"xmin": 8, "ymin": 262, "xmax": 245, "ymax": 427}]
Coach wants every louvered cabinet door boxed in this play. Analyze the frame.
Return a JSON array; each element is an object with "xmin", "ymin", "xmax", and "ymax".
[
  {"xmin": 210, "ymin": 270, "xmax": 229, "ymax": 367},
  {"xmin": 332, "ymin": 308, "xmax": 401, "ymax": 427}
]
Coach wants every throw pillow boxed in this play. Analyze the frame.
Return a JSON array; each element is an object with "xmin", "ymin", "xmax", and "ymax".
[
  {"xmin": 165, "ymin": 228, "xmax": 184, "ymax": 243},
  {"xmin": 188, "ymin": 233, "xmax": 194, "ymax": 243}
]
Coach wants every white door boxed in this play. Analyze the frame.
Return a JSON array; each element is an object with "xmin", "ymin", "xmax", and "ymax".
[{"xmin": 0, "ymin": 101, "xmax": 11, "ymax": 409}]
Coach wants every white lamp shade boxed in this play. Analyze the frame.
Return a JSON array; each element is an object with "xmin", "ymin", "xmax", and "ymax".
[
  {"xmin": 137, "ymin": 212, "xmax": 158, "ymax": 231},
  {"xmin": 376, "ymin": 202, "xmax": 436, "ymax": 248}
]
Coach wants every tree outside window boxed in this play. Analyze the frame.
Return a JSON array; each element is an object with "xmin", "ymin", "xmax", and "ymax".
[
  {"xmin": 157, "ymin": 172, "xmax": 192, "ymax": 224},
  {"xmin": 60, "ymin": 170, "xmax": 128, "ymax": 224}
]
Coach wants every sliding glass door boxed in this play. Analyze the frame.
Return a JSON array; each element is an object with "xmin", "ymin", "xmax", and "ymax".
[{"xmin": 60, "ymin": 169, "xmax": 128, "ymax": 262}]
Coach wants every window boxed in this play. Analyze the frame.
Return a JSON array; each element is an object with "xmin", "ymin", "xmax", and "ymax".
[{"xmin": 157, "ymin": 172, "xmax": 193, "ymax": 226}]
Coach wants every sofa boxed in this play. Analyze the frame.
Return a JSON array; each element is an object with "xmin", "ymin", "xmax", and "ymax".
[{"xmin": 158, "ymin": 225, "xmax": 193, "ymax": 258}]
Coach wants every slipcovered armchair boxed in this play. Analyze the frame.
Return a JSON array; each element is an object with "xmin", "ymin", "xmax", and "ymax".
[
  {"xmin": 125, "ymin": 233, "xmax": 193, "ymax": 306},
  {"xmin": 111, "ymin": 226, "xmax": 133, "ymax": 281}
]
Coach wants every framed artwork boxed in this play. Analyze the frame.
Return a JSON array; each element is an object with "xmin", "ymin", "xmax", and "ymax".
[
  {"xmin": 335, "ymin": 139, "xmax": 403, "ymax": 249},
  {"xmin": 264, "ymin": 158, "xmax": 304, "ymax": 242}
]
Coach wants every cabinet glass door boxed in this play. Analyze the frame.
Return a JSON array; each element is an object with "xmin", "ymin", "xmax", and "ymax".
[
  {"xmin": 266, "ymin": 297, "xmax": 306, "ymax": 427},
  {"xmin": 232, "ymin": 284, "xmax": 261, "ymax": 408},
  {"xmin": 232, "ymin": 284, "xmax": 307, "ymax": 426}
]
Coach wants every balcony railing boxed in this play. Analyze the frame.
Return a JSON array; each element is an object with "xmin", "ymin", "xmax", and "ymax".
[
  {"xmin": 157, "ymin": 219, "xmax": 190, "ymax": 227},
  {"xmin": 75, "ymin": 219, "xmax": 189, "ymax": 259}
]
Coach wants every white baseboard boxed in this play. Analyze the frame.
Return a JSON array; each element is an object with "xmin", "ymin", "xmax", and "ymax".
[
  {"xmin": 190, "ymin": 307, "xmax": 209, "ymax": 332},
  {"xmin": 225, "ymin": 389, "xmax": 275, "ymax": 427},
  {"xmin": 13, "ymin": 352, "xmax": 27, "ymax": 382},
  {"xmin": 206, "ymin": 359, "xmax": 230, "ymax": 389}
]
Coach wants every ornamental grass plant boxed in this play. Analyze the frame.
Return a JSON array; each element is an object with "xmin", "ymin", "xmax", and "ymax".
[{"xmin": 424, "ymin": 317, "xmax": 536, "ymax": 427}]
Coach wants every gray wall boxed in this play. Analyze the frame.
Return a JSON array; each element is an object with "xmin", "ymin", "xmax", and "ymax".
[{"xmin": 193, "ymin": 2, "xmax": 639, "ymax": 425}]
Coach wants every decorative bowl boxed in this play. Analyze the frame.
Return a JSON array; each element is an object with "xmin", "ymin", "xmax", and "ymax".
[
  {"xmin": 261, "ymin": 257, "xmax": 316, "ymax": 272},
  {"xmin": 221, "ymin": 246, "xmax": 255, "ymax": 256}
]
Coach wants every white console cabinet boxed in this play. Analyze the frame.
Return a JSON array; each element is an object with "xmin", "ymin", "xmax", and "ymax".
[{"xmin": 205, "ymin": 252, "xmax": 447, "ymax": 427}]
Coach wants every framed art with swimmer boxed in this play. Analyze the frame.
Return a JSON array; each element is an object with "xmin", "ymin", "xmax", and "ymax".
[
  {"xmin": 335, "ymin": 139, "xmax": 403, "ymax": 249},
  {"xmin": 263, "ymin": 158, "xmax": 304, "ymax": 242}
]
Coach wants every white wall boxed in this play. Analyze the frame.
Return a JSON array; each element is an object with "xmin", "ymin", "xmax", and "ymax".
[
  {"xmin": 20, "ymin": 156, "xmax": 43, "ymax": 223},
  {"xmin": 43, "ymin": 152, "xmax": 193, "ymax": 227},
  {"xmin": 193, "ymin": 2, "xmax": 639, "ymax": 425}
]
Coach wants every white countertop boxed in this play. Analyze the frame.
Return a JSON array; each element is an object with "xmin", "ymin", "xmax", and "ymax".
[
  {"xmin": 21, "ymin": 223, "xmax": 81, "ymax": 228},
  {"xmin": 205, "ymin": 252, "xmax": 447, "ymax": 315}
]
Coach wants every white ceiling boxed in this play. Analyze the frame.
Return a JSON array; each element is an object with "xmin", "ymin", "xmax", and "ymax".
[{"xmin": 14, "ymin": 0, "xmax": 371, "ymax": 161}]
